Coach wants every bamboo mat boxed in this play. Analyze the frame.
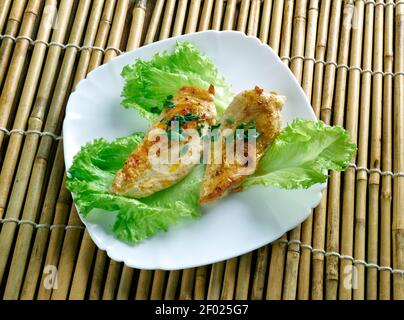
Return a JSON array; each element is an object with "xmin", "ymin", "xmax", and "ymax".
[{"xmin": 0, "ymin": 0, "xmax": 403, "ymax": 301}]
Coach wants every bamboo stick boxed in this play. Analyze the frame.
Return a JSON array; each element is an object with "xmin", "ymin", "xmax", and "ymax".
[
  {"xmin": 251, "ymin": 246, "xmax": 268, "ymax": 300},
  {"xmin": 235, "ymin": 252, "xmax": 252, "ymax": 300},
  {"xmin": 144, "ymin": 0, "xmax": 164, "ymax": 44},
  {"xmin": 88, "ymin": 0, "xmax": 117, "ymax": 73},
  {"xmin": 237, "ymin": 0, "xmax": 250, "ymax": 32},
  {"xmin": 366, "ymin": 1, "xmax": 384, "ymax": 300},
  {"xmin": 0, "ymin": 0, "xmax": 76, "ymax": 287},
  {"xmin": 198, "ymin": 0, "xmax": 214, "ymax": 31},
  {"xmin": 127, "ymin": 0, "xmax": 146, "ymax": 51},
  {"xmin": 0, "ymin": 0, "xmax": 43, "ymax": 149},
  {"xmin": 310, "ymin": 0, "xmax": 331, "ymax": 300},
  {"xmin": 352, "ymin": 1, "xmax": 374, "ymax": 300},
  {"xmin": 367, "ymin": 0, "xmax": 383, "ymax": 300},
  {"xmin": 71, "ymin": 0, "xmax": 105, "ymax": 89},
  {"xmin": 104, "ymin": 0, "xmax": 129, "ymax": 62},
  {"xmin": 222, "ymin": 0, "xmax": 237, "ymax": 30},
  {"xmin": 68, "ymin": 231, "xmax": 97, "ymax": 300},
  {"xmin": 393, "ymin": 0, "xmax": 404, "ymax": 300},
  {"xmin": 267, "ymin": 0, "xmax": 295, "ymax": 300},
  {"xmin": 172, "ymin": 0, "xmax": 187, "ymax": 36},
  {"xmin": 159, "ymin": 0, "xmax": 176, "ymax": 39},
  {"xmin": 116, "ymin": 267, "xmax": 136, "ymax": 300},
  {"xmin": 266, "ymin": 240, "xmax": 287, "ymax": 300},
  {"xmin": 282, "ymin": 0, "xmax": 308, "ymax": 301},
  {"xmin": 322, "ymin": 0, "xmax": 344, "ymax": 300},
  {"xmin": 380, "ymin": 0, "xmax": 394, "ymax": 301},
  {"xmin": 338, "ymin": 0, "xmax": 364, "ymax": 300},
  {"xmin": 319, "ymin": 0, "xmax": 342, "ymax": 125},
  {"xmin": 220, "ymin": 257, "xmax": 238, "ymax": 299},
  {"xmin": 20, "ymin": 175, "xmax": 71, "ymax": 299},
  {"xmin": 247, "ymin": 0, "xmax": 260, "ymax": 36},
  {"xmin": 268, "ymin": 0, "xmax": 284, "ymax": 52},
  {"xmin": 185, "ymin": 0, "xmax": 201, "ymax": 33},
  {"xmin": 296, "ymin": 0, "xmax": 319, "ymax": 300},
  {"xmin": 194, "ymin": 266, "xmax": 207, "ymax": 300},
  {"xmin": 207, "ymin": 261, "xmax": 225, "ymax": 299},
  {"xmin": 134, "ymin": 269, "xmax": 154, "ymax": 299},
  {"xmin": 211, "ymin": 0, "xmax": 224, "ymax": 30},
  {"xmin": 0, "ymin": 0, "xmax": 28, "ymax": 87},
  {"xmin": 0, "ymin": 0, "xmax": 12, "ymax": 33},
  {"xmin": 89, "ymin": 251, "xmax": 108, "ymax": 299},
  {"xmin": 150, "ymin": 270, "xmax": 166, "ymax": 300},
  {"xmin": 164, "ymin": 270, "xmax": 181, "ymax": 300},
  {"xmin": 259, "ymin": 0, "xmax": 273, "ymax": 43},
  {"xmin": 102, "ymin": 263, "xmax": 122, "ymax": 299},
  {"xmin": 179, "ymin": 268, "xmax": 195, "ymax": 300},
  {"xmin": 47, "ymin": 207, "xmax": 84, "ymax": 300},
  {"xmin": 323, "ymin": 0, "xmax": 354, "ymax": 300}
]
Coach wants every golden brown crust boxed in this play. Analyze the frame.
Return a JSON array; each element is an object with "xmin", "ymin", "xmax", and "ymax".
[
  {"xmin": 110, "ymin": 86, "xmax": 216, "ymax": 198},
  {"xmin": 199, "ymin": 87, "xmax": 285, "ymax": 204}
]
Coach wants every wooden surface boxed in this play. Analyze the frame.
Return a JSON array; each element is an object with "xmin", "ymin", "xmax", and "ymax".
[{"xmin": 0, "ymin": 0, "xmax": 403, "ymax": 300}]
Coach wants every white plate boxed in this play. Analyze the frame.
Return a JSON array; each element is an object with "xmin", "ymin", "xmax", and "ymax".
[{"xmin": 63, "ymin": 31, "xmax": 324, "ymax": 270}]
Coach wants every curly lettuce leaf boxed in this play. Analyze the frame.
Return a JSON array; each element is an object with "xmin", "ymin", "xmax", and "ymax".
[
  {"xmin": 243, "ymin": 119, "xmax": 357, "ymax": 189},
  {"xmin": 121, "ymin": 41, "xmax": 234, "ymax": 119},
  {"xmin": 66, "ymin": 120, "xmax": 356, "ymax": 244},
  {"xmin": 66, "ymin": 133, "xmax": 203, "ymax": 243}
]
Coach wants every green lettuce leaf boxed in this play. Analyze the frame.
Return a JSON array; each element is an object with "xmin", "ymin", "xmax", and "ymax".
[
  {"xmin": 66, "ymin": 133, "xmax": 204, "ymax": 243},
  {"xmin": 243, "ymin": 119, "xmax": 357, "ymax": 189},
  {"xmin": 66, "ymin": 120, "xmax": 356, "ymax": 244},
  {"xmin": 121, "ymin": 41, "xmax": 234, "ymax": 119}
]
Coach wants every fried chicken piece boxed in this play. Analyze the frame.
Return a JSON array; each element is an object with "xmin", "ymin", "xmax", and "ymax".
[
  {"xmin": 199, "ymin": 86, "xmax": 285, "ymax": 204},
  {"xmin": 110, "ymin": 85, "xmax": 216, "ymax": 198}
]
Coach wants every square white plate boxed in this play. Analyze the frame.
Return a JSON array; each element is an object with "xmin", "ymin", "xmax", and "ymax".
[{"xmin": 63, "ymin": 31, "xmax": 323, "ymax": 270}]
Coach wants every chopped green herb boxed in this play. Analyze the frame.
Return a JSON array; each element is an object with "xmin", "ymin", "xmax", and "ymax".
[
  {"xmin": 236, "ymin": 122, "xmax": 247, "ymax": 130},
  {"xmin": 163, "ymin": 100, "xmax": 176, "ymax": 108},
  {"xmin": 150, "ymin": 106, "xmax": 161, "ymax": 114},
  {"xmin": 210, "ymin": 123, "xmax": 221, "ymax": 131},
  {"xmin": 184, "ymin": 113, "xmax": 199, "ymax": 122}
]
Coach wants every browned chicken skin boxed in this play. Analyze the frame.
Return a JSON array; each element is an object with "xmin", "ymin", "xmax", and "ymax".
[
  {"xmin": 110, "ymin": 86, "xmax": 216, "ymax": 198},
  {"xmin": 199, "ymin": 86, "xmax": 285, "ymax": 204}
]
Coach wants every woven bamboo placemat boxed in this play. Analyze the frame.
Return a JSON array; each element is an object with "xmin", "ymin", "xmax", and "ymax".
[{"xmin": 0, "ymin": 0, "xmax": 403, "ymax": 300}]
